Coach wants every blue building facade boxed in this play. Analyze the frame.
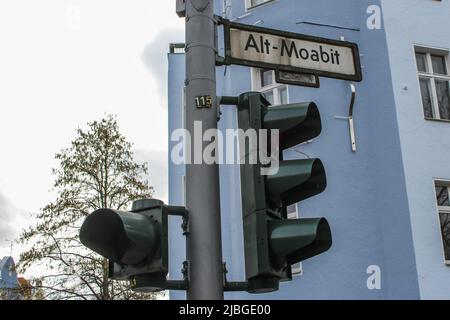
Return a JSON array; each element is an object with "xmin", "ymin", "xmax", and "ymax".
[
  {"xmin": 167, "ymin": 0, "xmax": 450, "ymax": 299},
  {"xmin": 0, "ymin": 256, "xmax": 20, "ymax": 300}
]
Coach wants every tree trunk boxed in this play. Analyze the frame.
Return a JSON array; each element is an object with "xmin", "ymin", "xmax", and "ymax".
[{"xmin": 103, "ymin": 258, "xmax": 110, "ymax": 300}]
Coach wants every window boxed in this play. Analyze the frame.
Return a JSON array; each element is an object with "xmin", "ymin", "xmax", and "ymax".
[
  {"xmin": 246, "ymin": 0, "xmax": 274, "ymax": 9},
  {"xmin": 434, "ymin": 181, "xmax": 450, "ymax": 264},
  {"xmin": 260, "ymin": 69, "xmax": 273, "ymax": 87},
  {"xmin": 415, "ymin": 49, "xmax": 450, "ymax": 121},
  {"xmin": 286, "ymin": 204, "xmax": 298, "ymax": 219},
  {"xmin": 252, "ymin": 68, "xmax": 289, "ymax": 105},
  {"xmin": 286, "ymin": 204, "xmax": 303, "ymax": 276},
  {"xmin": 8, "ymin": 265, "xmax": 13, "ymax": 278}
]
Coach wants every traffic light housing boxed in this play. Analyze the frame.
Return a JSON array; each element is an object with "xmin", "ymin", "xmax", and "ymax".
[
  {"xmin": 237, "ymin": 92, "xmax": 332, "ymax": 293},
  {"xmin": 79, "ymin": 199, "xmax": 170, "ymax": 291}
]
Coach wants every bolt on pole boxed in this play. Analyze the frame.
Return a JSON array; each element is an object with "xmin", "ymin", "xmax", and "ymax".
[{"xmin": 185, "ymin": 0, "xmax": 224, "ymax": 300}]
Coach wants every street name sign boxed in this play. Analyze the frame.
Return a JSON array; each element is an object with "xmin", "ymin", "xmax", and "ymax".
[{"xmin": 222, "ymin": 20, "xmax": 362, "ymax": 82}]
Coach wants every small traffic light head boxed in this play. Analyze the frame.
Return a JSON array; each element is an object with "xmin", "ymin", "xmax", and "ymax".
[
  {"xmin": 80, "ymin": 208, "xmax": 159, "ymax": 265},
  {"xmin": 269, "ymin": 218, "xmax": 332, "ymax": 267}
]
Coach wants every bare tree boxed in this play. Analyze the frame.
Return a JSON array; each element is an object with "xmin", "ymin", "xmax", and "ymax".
[{"xmin": 17, "ymin": 115, "xmax": 156, "ymax": 300}]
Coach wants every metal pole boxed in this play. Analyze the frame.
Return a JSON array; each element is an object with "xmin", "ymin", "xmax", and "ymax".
[{"xmin": 185, "ymin": 0, "xmax": 224, "ymax": 300}]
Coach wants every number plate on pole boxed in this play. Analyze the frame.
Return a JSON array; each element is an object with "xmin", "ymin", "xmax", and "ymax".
[{"xmin": 195, "ymin": 95, "xmax": 213, "ymax": 108}]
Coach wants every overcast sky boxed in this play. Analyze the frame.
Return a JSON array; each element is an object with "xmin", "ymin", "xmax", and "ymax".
[{"xmin": 0, "ymin": 1, "xmax": 184, "ymax": 260}]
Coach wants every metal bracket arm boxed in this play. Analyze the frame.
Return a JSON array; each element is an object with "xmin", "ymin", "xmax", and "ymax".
[
  {"xmin": 334, "ymin": 84, "xmax": 357, "ymax": 152},
  {"xmin": 167, "ymin": 205, "xmax": 189, "ymax": 235},
  {"xmin": 222, "ymin": 262, "xmax": 249, "ymax": 292},
  {"xmin": 160, "ymin": 261, "xmax": 191, "ymax": 291}
]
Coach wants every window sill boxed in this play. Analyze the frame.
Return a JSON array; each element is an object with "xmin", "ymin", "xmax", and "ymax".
[{"xmin": 424, "ymin": 117, "xmax": 450, "ymax": 123}]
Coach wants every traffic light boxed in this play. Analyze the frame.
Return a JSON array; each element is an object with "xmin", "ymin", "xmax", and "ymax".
[
  {"xmin": 79, "ymin": 199, "xmax": 171, "ymax": 291},
  {"xmin": 237, "ymin": 92, "xmax": 332, "ymax": 293}
]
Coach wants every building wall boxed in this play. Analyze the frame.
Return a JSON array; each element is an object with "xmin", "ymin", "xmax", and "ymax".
[
  {"xmin": 0, "ymin": 256, "xmax": 20, "ymax": 300},
  {"xmin": 168, "ymin": 0, "xmax": 422, "ymax": 299},
  {"xmin": 381, "ymin": 0, "xmax": 450, "ymax": 299},
  {"xmin": 167, "ymin": 53, "xmax": 186, "ymax": 300}
]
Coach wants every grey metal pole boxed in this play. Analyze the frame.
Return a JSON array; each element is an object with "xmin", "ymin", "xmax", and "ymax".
[{"xmin": 184, "ymin": 0, "xmax": 224, "ymax": 300}]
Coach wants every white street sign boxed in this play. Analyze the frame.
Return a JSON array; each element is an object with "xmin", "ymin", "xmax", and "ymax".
[{"xmin": 223, "ymin": 21, "xmax": 362, "ymax": 82}]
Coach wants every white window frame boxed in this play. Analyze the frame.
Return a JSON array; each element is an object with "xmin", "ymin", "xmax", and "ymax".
[
  {"xmin": 286, "ymin": 203, "xmax": 303, "ymax": 276},
  {"xmin": 245, "ymin": 0, "xmax": 276, "ymax": 10},
  {"xmin": 287, "ymin": 204, "xmax": 298, "ymax": 220},
  {"xmin": 291, "ymin": 261, "xmax": 303, "ymax": 277},
  {"xmin": 433, "ymin": 179, "xmax": 450, "ymax": 265},
  {"xmin": 251, "ymin": 68, "xmax": 289, "ymax": 106},
  {"xmin": 415, "ymin": 46, "xmax": 450, "ymax": 120}
]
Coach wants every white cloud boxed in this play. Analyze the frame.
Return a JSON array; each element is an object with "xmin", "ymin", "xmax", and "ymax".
[
  {"xmin": 0, "ymin": 193, "xmax": 18, "ymax": 241},
  {"xmin": 142, "ymin": 28, "xmax": 185, "ymax": 106},
  {"xmin": 133, "ymin": 149, "xmax": 169, "ymax": 203},
  {"xmin": 0, "ymin": 191, "xmax": 30, "ymax": 258}
]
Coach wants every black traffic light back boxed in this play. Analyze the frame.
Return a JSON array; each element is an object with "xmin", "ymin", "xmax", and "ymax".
[
  {"xmin": 79, "ymin": 199, "xmax": 169, "ymax": 285},
  {"xmin": 80, "ymin": 208, "xmax": 160, "ymax": 265}
]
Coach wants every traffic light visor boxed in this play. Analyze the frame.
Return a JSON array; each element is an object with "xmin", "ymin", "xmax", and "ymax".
[
  {"xmin": 269, "ymin": 218, "xmax": 332, "ymax": 265},
  {"xmin": 80, "ymin": 209, "xmax": 159, "ymax": 265},
  {"xmin": 265, "ymin": 158, "xmax": 327, "ymax": 207},
  {"xmin": 263, "ymin": 102, "xmax": 321, "ymax": 149}
]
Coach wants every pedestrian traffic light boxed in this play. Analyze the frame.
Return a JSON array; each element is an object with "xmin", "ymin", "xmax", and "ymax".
[
  {"xmin": 79, "ymin": 199, "xmax": 171, "ymax": 290},
  {"xmin": 236, "ymin": 91, "xmax": 332, "ymax": 293}
]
